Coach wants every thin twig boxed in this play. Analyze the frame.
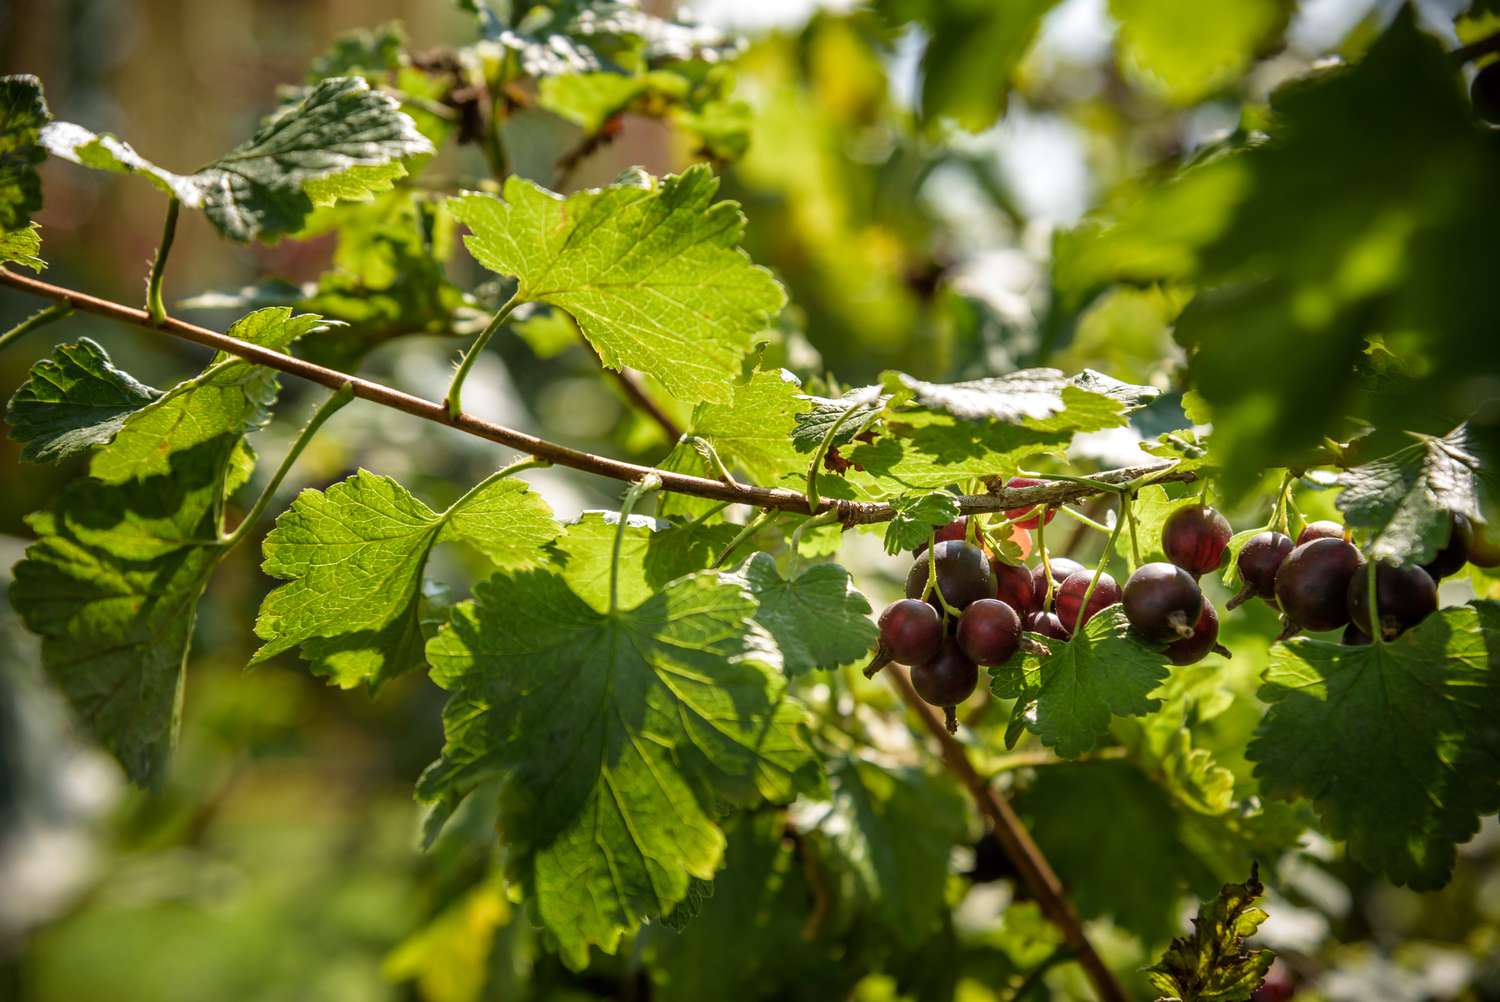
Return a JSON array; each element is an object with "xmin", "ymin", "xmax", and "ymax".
[
  {"xmin": 0, "ymin": 268, "xmax": 1195, "ymax": 524},
  {"xmin": 886, "ymin": 666, "xmax": 1128, "ymax": 1002}
]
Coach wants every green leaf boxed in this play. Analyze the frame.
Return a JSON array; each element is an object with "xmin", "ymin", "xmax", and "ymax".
[
  {"xmin": 991, "ymin": 607, "xmax": 1171, "ymax": 758},
  {"xmin": 89, "ymin": 308, "xmax": 329, "ymax": 484},
  {"xmin": 1170, "ymin": 12, "xmax": 1500, "ymax": 488},
  {"xmin": 790, "ymin": 387, "xmax": 889, "ymax": 453},
  {"xmin": 6, "ymin": 442, "xmax": 232, "ymax": 786},
  {"xmin": 886, "ymin": 0, "xmax": 1061, "ymax": 132},
  {"xmin": 5, "ymin": 339, "xmax": 162, "ymax": 463},
  {"xmin": 1017, "ymin": 760, "xmax": 1219, "ymax": 944},
  {"xmin": 737, "ymin": 551, "xmax": 876, "ymax": 676},
  {"xmin": 0, "ymin": 74, "xmax": 50, "ymax": 229},
  {"xmin": 253, "ymin": 469, "xmax": 558, "ymax": 689},
  {"xmin": 1146, "ymin": 866, "xmax": 1275, "ymax": 1002},
  {"xmin": 883, "ymin": 491, "xmax": 961, "ymax": 555},
  {"xmin": 539, "ymin": 70, "xmax": 689, "ymax": 133},
  {"xmin": 466, "ymin": 0, "xmax": 739, "ymax": 76},
  {"xmin": 686, "ymin": 367, "xmax": 810, "ymax": 484},
  {"xmin": 0, "ymin": 221, "xmax": 43, "ymax": 269},
  {"xmin": 41, "ymin": 77, "xmax": 433, "ymax": 242},
  {"xmin": 1111, "ymin": 0, "xmax": 1290, "ymax": 105},
  {"xmin": 822, "ymin": 756, "xmax": 967, "ymax": 944},
  {"xmin": 550, "ymin": 510, "xmax": 738, "ymax": 613},
  {"xmin": 887, "ymin": 368, "xmax": 1160, "ymax": 423},
  {"xmin": 1248, "ymin": 603, "xmax": 1500, "ymax": 888},
  {"xmin": 418, "ymin": 567, "xmax": 818, "ymax": 967},
  {"xmin": 1334, "ymin": 424, "xmax": 1483, "ymax": 565},
  {"xmin": 307, "ymin": 20, "xmax": 405, "ymax": 80},
  {"xmin": 450, "ymin": 165, "xmax": 786, "ymax": 404}
]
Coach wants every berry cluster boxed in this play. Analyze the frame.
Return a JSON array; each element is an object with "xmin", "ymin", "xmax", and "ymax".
[
  {"xmin": 1230, "ymin": 511, "xmax": 1495, "ymax": 643},
  {"xmin": 862, "ymin": 495, "xmax": 1495, "ymax": 736}
]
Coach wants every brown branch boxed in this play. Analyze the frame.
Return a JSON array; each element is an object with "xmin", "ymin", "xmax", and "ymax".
[
  {"xmin": 886, "ymin": 666, "xmax": 1128, "ymax": 1002},
  {"xmin": 0, "ymin": 268, "xmax": 1194, "ymax": 523}
]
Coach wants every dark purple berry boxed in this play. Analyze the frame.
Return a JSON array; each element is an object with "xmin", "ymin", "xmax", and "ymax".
[
  {"xmin": 1297, "ymin": 520, "xmax": 1345, "ymax": 546},
  {"xmin": 905, "ymin": 540, "xmax": 996, "ymax": 613},
  {"xmin": 1274, "ymin": 538, "xmax": 1364, "ymax": 633},
  {"xmin": 1024, "ymin": 610, "xmax": 1070, "ymax": 640},
  {"xmin": 957, "ymin": 599, "xmax": 1022, "ymax": 665},
  {"xmin": 1003, "ymin": 477, "xmax": 1056, "ymax": 529},
  {"xmin": 1032, "ymin": 557, "xmax": 1085, "ymax": 611},
  {"xmin": 1056, "ymin": 569, "xmax": 1120, "ymax": 632},
  {"xmin": 1342, "ymin": 622, "xmax": 1372, "ymax": 646},
  {"xmin": 1122, "ymin": 562, "xmax": 1203, "ymax": 641},
  {"xmin": 1226, "ymin": 531, "xmax": 1294, "ymax": 610},
  {"xmin": 877, "ymin": 599, "xmax": 943, "ymax": 664},
  {"xmin": 1347, "ymin": 561, "xmax": 1437, "ymax": 640},
  {"xmin": 994, "ymin": 561, "xmax": 1039, "ymax": 619},
  {"xmin": 1472, "ymin": 61, "xmax": 1500, "ymax": 125},
  {"xmin": 1422, "ymin": 512, "xmax": 1472, "ymax": 580},
  {"xmin": 914, "ymin": 518, "xmax": 969, "ymax": 557},
  {"xmin": 1469, "ymin": 521, "xmax": 1500, "ymax": 568},
  {"xmin": 1164, "ymin": 596, "xmax": 1227, "ymax": 666},
  {"xmin": 1162, "ymin": 505, "xmax": 1231, "ymax": 577},
  {"xmin": 911, "ymin": 639, "xmax": 979, "ymax": 708}
]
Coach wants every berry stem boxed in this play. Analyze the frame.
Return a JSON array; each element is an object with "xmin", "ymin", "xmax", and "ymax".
[
  {"xmin": 1071, "ymin": 494, "xmax": 1128, "ymax": 634},
  {"xmin": 1365, "ymin": 559, "xmax": 1386, "ymax": 645},
  {"xmin": 920, "ymin": 531, "xmax": 964, "ymax": 619},
  {"xmin": 711, "ymin": 509, "xmax": 778, "ymax": 567},
  {"xmin": 1036, "ymin": 506, "xmax": 1057, "ymax": 610},
  {"xmin": 1055, "ymin": 505, "xmax": 1112, "ymax": 534}
]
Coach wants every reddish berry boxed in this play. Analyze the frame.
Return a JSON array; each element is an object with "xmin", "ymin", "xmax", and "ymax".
[
  {"xmin": 1275, "ymin": 538, "xmax": 1364, "ymax": 633},
  {"xmin": 1003, "ymin": 477, "xmax": 1057, "ymax": 529},
  {"xmin": 957, "ymin": 599, "xmax": 1022, "ymax": 665},
  {"xmin": 1347, "ymin": 561, "xmax": 1437, "ymax": 640},
  {"xmin": 1297, "ymin": 520, "xmax": 1345, "ymax": 546},
  {"xmin": 1162, "ymin": 505, "xmax": 1231, "ymax": 577},
  {"xmin": 877, "ymin": 599, "xmax": 944, "ymax": 664},
  {"xmin": 1056, "ymin": 569, "xmax": 1120, "ymax": 632},
  {"xmin": 1122, "ymin": 562, "xmax": 1203, "ymax": 641}
]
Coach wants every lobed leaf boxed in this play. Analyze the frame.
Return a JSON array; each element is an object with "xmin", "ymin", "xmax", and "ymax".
[
  {"xmin": 737, "ymin": 551, "xmax": 876, "ymax": 676},
  {"xmin": 6, "ymin": 339, "xmax": 162, "ymax": 463},
  {"xmin": 1146, "ymin": 865, "xmax": 1275, "ymax": 1002},
  {"xmin": 254, "ymin": 469, "xmax": 558, "ymax": 689},
  {"xmin": 1248, "ymin": 603, "xmax": 1500, "ymax": 888},
  {"xmin": 451, "ymin": 165, "xmax": 785, "ymax": 405},
  {"xmin": 418, "ymin": 567, "xmax": 818, "ymax": 966},
  {"xmin": 0, "ymin": 73, "xmax": 50, "ymax": 229}
]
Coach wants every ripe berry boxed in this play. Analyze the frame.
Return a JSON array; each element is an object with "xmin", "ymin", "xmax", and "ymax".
[
  {"xmin": 1003, "ymin": 477, "xmax": 1057, "ymax": 529},
  {"xmin": 1422, "ymin": 512, "xmax": 1472, "ymax": 580},
  {"xmin": 1274, "ymin": 538, "xmax": 1364, "ymax": 633},
  {"xmin": 1162, "ymin": 505, "xmax": 1231, "ymax": 577},
  {"xmin": 1164, "ymin": 596, "xmax": 1228, "ymax": 666},
  {"xmin": 1226, "ymin": 531, "xmax": 1294, "ymax": 610},
  {"xmin": 905, "ymin": 540, "xmax": 996, "ymax": 613},
  {"xmin": 994, "ymin": 560, "xmax": 1039, "ymax": 619},
  {"xmin": 957, "ymin": 599, "xmax": 1022, "ymax": 665},
  {"xmin": 1122, "ymin": 562, "xmax": 1203, "ymax": 641},
  {"xmin": 911, "ymin": 639, "xmax": 979, "ymax": 710},
  {"xmin": 1024, "ymin": 610, "xmax": 1070, "ymax": 640},
  {"xmin": 1472, "ymin": 61, "xmax": 1500, "ymax": 125},
  {"xmin": 1056, "ymin": 569, "xmax": 1120, "ymax": 632},
  {"xmin": 1032, "ymin": 557, "xmax": 1085, "ymax": 611},
  {"xmin": 877, "ymin": 599, "xmax": 944, "ymax": 664},
  {"xmin": 1342, "ymin": 622, "xmax": 1372, "ymax": 646},
  {"xmin": 914, "ymin": 518, "xmax": 969, "ymax": 557},
  {"xmin": 1347, "ymin": 561, "xmax": 1437, "ymax": 640},
  {"xmin": 1470, "ymin": 521, "xmax": 1500, "ymax": 568},
  {"xmin": 1297, "ymin": 520, "xmax": 1345, "ymax": 546}
]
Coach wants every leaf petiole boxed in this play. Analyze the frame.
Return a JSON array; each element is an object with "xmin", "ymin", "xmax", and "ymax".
[
  {"xmin": 444, "ymin": 291, "xmax": 522, "ymax": 420},
  {"xmin": 609, "ymin": 473, "xmax": 661, "ymax": 613},
  {"xmin": 145, "ymin": 196, "xmax": 180, "ymax": 324},
  {"xmin": 0, "ymin": 302, "xmax": 72, "ymax": 353},
  {"xmin": 220, "ymin": 382, "xmax": 355, "ymax": 552}
]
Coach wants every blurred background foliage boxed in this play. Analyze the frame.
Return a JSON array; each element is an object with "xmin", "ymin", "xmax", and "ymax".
[{"xmin": 3, "ymin": 0, "xmax": 1500, "ymax": 999}]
